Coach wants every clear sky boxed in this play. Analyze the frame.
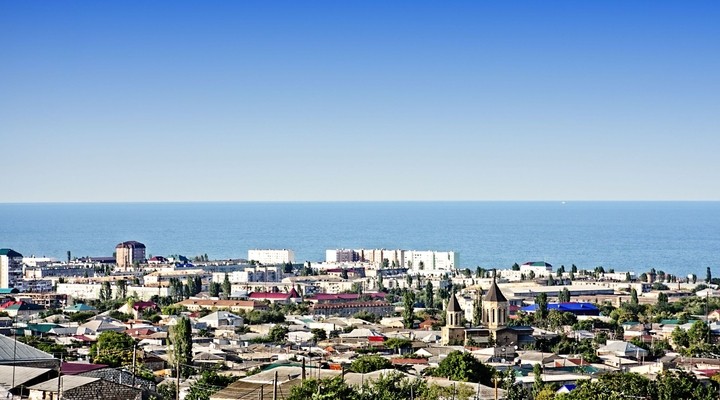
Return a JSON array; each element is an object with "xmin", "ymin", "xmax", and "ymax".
[{"xmin": 1, "ymin": 1, "xmax": 718, "ymax": 202}]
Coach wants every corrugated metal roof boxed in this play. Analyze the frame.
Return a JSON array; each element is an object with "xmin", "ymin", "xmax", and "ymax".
[
  {"xmin": 28, "ymin": 375, "xmax": 100, "ymax": 392},
  {"xmin": 0, "ymin": 335, "xmax": 55, "ymax": 363},
  {"xmin": 0, "ymin": 365, "xmax": 53, "ymax": 388}
]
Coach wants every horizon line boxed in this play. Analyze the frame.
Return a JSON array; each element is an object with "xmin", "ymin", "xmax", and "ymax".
[{"xmin": 1, "ymin": 199, "xmax": 719, "ymax": 205}]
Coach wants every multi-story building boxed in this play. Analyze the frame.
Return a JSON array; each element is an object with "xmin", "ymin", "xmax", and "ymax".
[
  {"xmin": 335, "ymin": 249, "xmax": 458, "ymax": 273},
  {"xmin": 325, "ymin": 249, "xmax": 361, "ymax": 263},
  {"xmin": 312, "ymin": 301, "xmax": 394, "ymax": 318},
  {"xmin": 56, "ymin": 283, "xmax": 170, "ymax": 301},
  {"xmin": 247, "ymin": 249, "xmax": 294, "ymax": 265},
  {"xmin": 115, "ymin": 241, "xmax": 146, "ymax": 270},
  {"xmin": 212, "ymin": 265, "xmax": 282, "ymax": 284},
  {"xmin": 0, "ymin": 248, "xmax": 23, "ymax": 289}
]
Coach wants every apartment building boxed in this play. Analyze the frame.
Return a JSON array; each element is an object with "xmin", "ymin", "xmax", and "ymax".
[
  {"xmin": 247, "ymin": 249, "xmax": 295, "ymax": 265},
  {"xmin": 115, "ymin": 241, "xmax": 146, "ymax": 270},
  {"xmin": 0, "ymin": 248, "xmax": 23, "ymax": 289}
]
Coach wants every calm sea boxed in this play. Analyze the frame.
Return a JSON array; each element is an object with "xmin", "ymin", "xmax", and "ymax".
[{"xmin": 0, "ymin": 202, "xmax": 718, "ymax": 277}]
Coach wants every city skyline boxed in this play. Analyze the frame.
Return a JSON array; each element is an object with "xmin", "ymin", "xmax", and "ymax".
[{"xmin": 1, "ymin": 2, "xmax": 719, "ymax": 202}]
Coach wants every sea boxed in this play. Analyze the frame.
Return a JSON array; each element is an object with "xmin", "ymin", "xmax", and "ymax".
[{"xmin": 0, "ymin": 201, "xmax": 718, "ymax": 278}]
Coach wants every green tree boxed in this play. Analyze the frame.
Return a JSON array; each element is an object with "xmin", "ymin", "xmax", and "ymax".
[
  {"xmin": 688, "ymin": 320, "xmax": 710, "ymax": 345},
  {"xmin": 185, "ymin": 368, "xmax": 238, "ymax": 400},
  {"xmin": 501, "ymin": 368, "xmax": 530, "ymax": 400},
  {"xmin": 706, "ymin": 267, "xmax": 712, "ymax": 284},
  {"xmin": 100, "ymin": 281, "xmax": 113, "ymax": 302},
  {"xmin": 425, "ymin": 281, "xmax": 435, "ymax": 309},
  {"xmin": 434, "ymin": 351, "xmax": 495, "ymax": 386},
  {"xmin": 511, "ymin": 263, "xmax": 520, "ymax": 271},
  {"xmin": 268, "ymin": 324, "xmax": 289, "ymax": 343},
  {"xmin": 671, "ymin": 326, "xmax": 690, "ymax": 349},
  {"xmin": 472, "ymin": 289, "xmax": 483, "ymax": 326},
  {"xmin": 90, "ymin": 331, "xmax": 134, "ymax": 367},
  {"xmin": 350, "ymin": 355, "xmax": 392, "ymax": 373},
  {"xmin": 630, "ymin": 288, "xmax": 639, "ymax": 307},
  {"xmin": 115, "ymin": 279, "xmax": 127, "ymax": 300},
  {"xmin": 352, "ymin": 310, "xmax": 379, "ymax": 323},
  {"xmin": 208, "ymin": 281, "xmax": 220, "ymax": 297},
  {"xmin": 535, "ymin": 292, "xmax": 549, "ymax": 323},
  {"xmin": 170, "ymin": 316, "xmax": 193, "ymax": 378},
  {"xmin": 221, "ymin": 273, "xmax": 231, "ymax": 299},
  {"xmin": 384, "ymin": 337, "xmax": 412, "ymax": 354},
  {"xmin": 287, "ymin": 377, "xmax": 355, "ymax": 400},
  {"xmin": 532, "ymin": 363, "xmax": 544, "ymax": 399},
  {"xmin": 402, "ymin": 291, "xmax": 415, "ymax": 328},
  {"xmin": 559, "ymin": 287, "xmax": 571, "ymax": 303},
  {"xmin": 186, "ymin": 276, "xmax": 197, "ymax": 296},
  {"xmin": 311, "ymin": 328, "xmax": 327, "ymax": 342}
]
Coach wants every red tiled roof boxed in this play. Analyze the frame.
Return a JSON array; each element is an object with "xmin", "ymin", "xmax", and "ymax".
[
  {"xmin": 249, "ymin": 292, "xmax": 291, "ymax": 300},
  {"xmin": 133, "ymin": 301, "xmax": 157, "ymax": 310}
]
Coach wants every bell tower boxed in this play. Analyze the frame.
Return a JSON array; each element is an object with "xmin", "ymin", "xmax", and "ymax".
[{"xmin": 484, "ymin": 275, "xmax": 509, "ymax": 330}]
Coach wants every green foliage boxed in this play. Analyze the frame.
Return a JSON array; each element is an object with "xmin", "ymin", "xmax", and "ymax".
[
  {"xmin": 67, "ymin": 311, "xmax": 97, "ymax": 323},
  {"xmin": 558, "ymin": 287, "xmax": 571, "ymax": 303},
  {"xmin": 268, "ymin": 324, "xmax": 289, "ymax": 343},
  {"xmin": 91, "ymin": 331, "xmax": 135, "ymax": 367},
  {"xmin": 425, "ymin": 281, "xmax": 435, "ymax": 309},
  {"xmin": 170, "ymin": 316, "xmax": 193, "ymax": 378},
  {"xmin": 311, "ymin": 328, "xmax": 327, "ymax": 342},
  {"xmin": 352, "ymin": 310, "xmax": 379, "ymax": 323},
  {"xmin": 185, "ymin": 368, "xmax": 238, "ymax": 400},
  {"xmin": 287, "ymin": 377, "xmax": 356, "ymax": 400},
  {"xmin": 402, "ymin": 291, "xmax": 416, "ymax": 328},
  {"xmin": 535, "ymin": 293, "xmax": 548, "ymax": 322},
  {"xmin": 18, "ymin": 336, "xmax": 69, "ymax": 359},
  {"xmin": 350, "ymin": 355, "xmax": 392, "ymax": 373},
  {"xmin": 108, "ymin": 311, "xmax": 134, "ymax": 322},
  {"xmin": 558, "ymin": 370, "xmax": 720, "ymax": 400},
  {"xmin": 221, "ymin": 273, "xmax": 231, "ymax": 299},
  {"xmin": 433, "ymin": 351, "xmax": 495, "ymax": 386},
  {"xmin": 384, "ymin": 337, "xmax": 412, "ymax": 353},
  {"xmin": 547, "ymin": 310, "xmax": 577, "ymax": 331},
  {"xmin": 242, "ymin": 309, "xmax": 285, "ymax": 325}
]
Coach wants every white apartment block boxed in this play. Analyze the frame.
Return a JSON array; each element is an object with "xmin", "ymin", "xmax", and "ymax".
[
  {"xmin": 248, "ymin": 249, "xmax": 295, "ymax": 265},
  {"xmin": 0, "ymin": 248, "xmax": 24, "ymax": 288},
  {"xmin": 405, "ymin": 250, "xmax": 458, "ymax": 274},
  {"xmin": 57, "ymin": 283, "xmax": 170, "ymax": 301},
  {"xmin": 326, "ymin": 249, "xmax": 457, "ymax": 272},
  {"xmin": 143, "ymin": 269, "xmax": 208, "ymax": 285},
  {"xmin": 212, "ymin": 265, "xmax": 282, "ymax": 284}
]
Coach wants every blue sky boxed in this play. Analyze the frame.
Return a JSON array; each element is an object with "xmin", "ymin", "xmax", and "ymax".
[{"xmin": 1, "ymin": 1, "xmax": 718, "ymax": 201}]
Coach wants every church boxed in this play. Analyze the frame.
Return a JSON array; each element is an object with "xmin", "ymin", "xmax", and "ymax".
[{"xmin": 441, "ymin": 277, "xmax": 531, "ymax": 348}]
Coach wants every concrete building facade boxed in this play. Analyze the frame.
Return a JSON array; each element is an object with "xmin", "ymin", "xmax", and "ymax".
[
  {"xmin": 0, "ymin": 248, "xmax": 23, "ymax": 288},
  {"xmin": 248, "ymin": 249, "xmax": 295, "ymax": 265},
  {"xmin": 115, "ymin": 241, "xmax": 146, "ymax": 270}
]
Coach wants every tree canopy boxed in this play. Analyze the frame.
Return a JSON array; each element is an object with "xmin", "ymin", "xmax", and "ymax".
[{"xmin": 433, "ymin": 351, "xmax": 495, "ymax": 386}]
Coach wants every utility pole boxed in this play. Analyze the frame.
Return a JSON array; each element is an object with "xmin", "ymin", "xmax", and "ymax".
[
  {"xmin": 272, "ymin": 371, "xmax": 278, "ymax": 400},
  {"xmin": 301, "ymin": 358, "xmax": 306, "ymax": 381},
  {"xmin": 132, "ymin": 343, "xmax": 137, "ymax": 388},
  {"xmin": 175, "ymin": 357, "xmax": 180, "ymax": 400},
  {"xmin": 259, "ymin": 384, "xmax": 264, "ymax": 400}
]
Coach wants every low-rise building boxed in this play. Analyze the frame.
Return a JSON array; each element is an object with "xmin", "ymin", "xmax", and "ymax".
[
  {"xmin": 312, "ymin": 301, "xmax": 393, "ymax": 317},
  {"xmin": 178, "ymin": 299, "xmax": 269, "ymax": 313}
]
